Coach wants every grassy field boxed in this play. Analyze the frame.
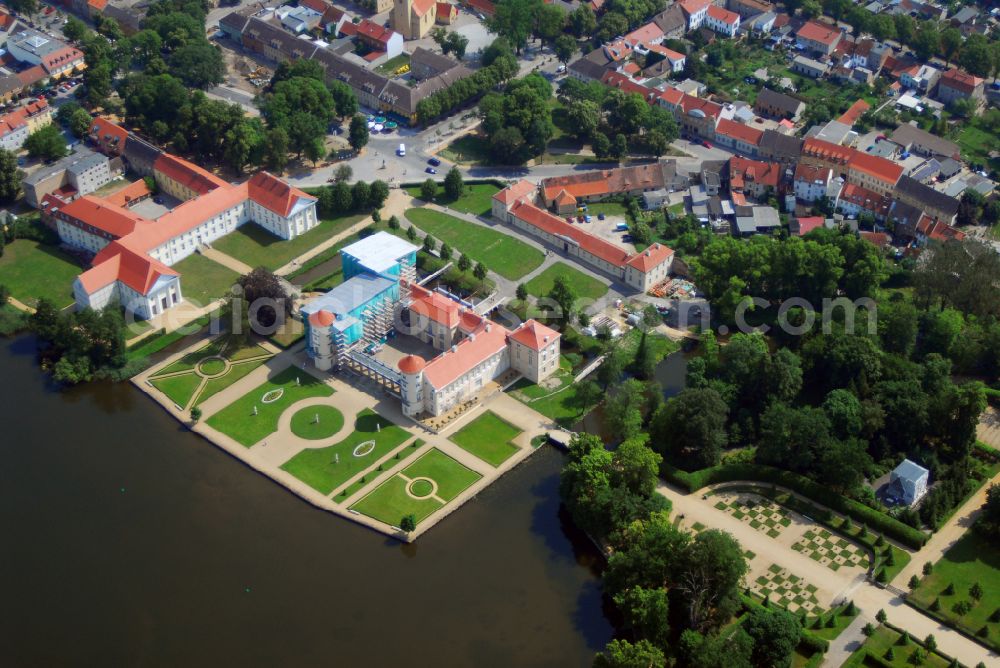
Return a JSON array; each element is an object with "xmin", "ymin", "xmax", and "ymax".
[
  {"xmin": 150, "ymin": 373, "xmax": 203, "ymax": 408},
  {"xmin": 289, "ymin": 404, "xmax": 345, "ymax": 440},
  {"xmin": 280, "ymin": 409, "xmax": 411, "ymax": 495},
  {"xmin": 450, "ymin": 411, "xmax": 521, "ymax": 467},
  {"xmin": 152, "ymin": 337, "xmax": 228, "ymax": 376},
  {"xmin": 524, "ymin": 262, "xmax": 610, "ymax": 301},
  {"xmin": 0, "ymin": 239, "xmax": 81, "ymax": 308},
  {"xmin": 583, "ymin": 201, "xmax": 629, "ymax": 218},
  {"xmin": 375, "ymin": 53, "xmax": 409, "ymax": 75},
  {"xmin": 206, "ymin": 366, "xmax": 333, "ymax": 446},
  {"xmin": 170, "ymin": 253, "xmax": 239, "ymax": 306},
  {"xmin": 402, "ymin": 448, "xmax": 482, "ymax": 501},
  {"xmin": 957, "ymin": 122, "xmax": 1000, "ymax": 171},
  {"xmin": 196, "ymin": 357, "xmax": 270, "ymax": 406},
  {"xmin": 510, "ymin": 356, "xmax": 589, "ymax": 427},
  {"xmin": 404, "ymin": 183, "xmax": 500, "ymax": 217},
  {"xmin": 212, "ymin": 214, "xmax": 366, "ymax": 271},
  {"xmin": 438, "ymin": 134, "xmax": 491, "ymax": 165},
  {"xmin": 842, "ymin": 626, "xmax": 954, "ymax": 668},
  {"xmin": 909, "ymin": 531, "xmax": 1000, "ymax": 648},
  {"xmin": 351, "ymin": 475, "xmax": 443, "ymax": 526},
  {"xmin": 404, "ymin": 208, "xmax": 544, "ymax": 280}
]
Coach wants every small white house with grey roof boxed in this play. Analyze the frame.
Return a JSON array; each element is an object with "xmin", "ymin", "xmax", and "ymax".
[{"xmin": 889, "ymin": 459, "xmax": 929, "ymax": 506}]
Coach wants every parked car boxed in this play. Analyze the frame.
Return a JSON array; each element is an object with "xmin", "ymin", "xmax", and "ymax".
[
  {"xmin": 425, "ymin": 167, "xmax": 436, "ymax": 174},
  {"xmin": 702, "ymin": 140, "xmax": 713, "ymax": 149},
  {"xmin": 598, "ymin": 213, "xmax": 605, "ymax": 220},
  {"xmin": 427, "ymin": 157, "xmax": 440, "ymax": 166}
]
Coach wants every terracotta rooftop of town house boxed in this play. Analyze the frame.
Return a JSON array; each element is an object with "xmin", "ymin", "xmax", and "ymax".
[
  {"xmin": 624, "ymin": 22, "xmax": 664, "ymax": 45},
  {"xmin": 89, "ymin": 116, "xmax": 128, "ymax": 148},
  {"xmin": 355, "ymin": 19, "xmax": 396, "ymax": 45},
  {"xmin": 679, "ymin": 92, "xmax": 722, "ymax": 119},
  {"xmin": 104, "ymin": 179, "xmax": 152, "ymax": 209},
  {"xmin": 729, "ymin": 157, "xmax": 782, "ymax": 187},
  {"xmin": 0, "ymin": 98, "xmax": 47, "ymax": 137},
  {"xmin": 657, "ymin": 86, "xmax": 684, "ymax": 106},
  {"xmin": 397, "ymin": 354, "xmax": 426, "ymax": 374},
  {"xmin": 646, "ymin": 43, "xmax": 685, "ymax": 61},
  {"xmin": 794, "ymin": 163, "xmax": 830, "ymax": 182},
  {"xmin": 508, "ymin": 319, "xmax": 561, "ymax": 351},
  {"xmin": 493, "ymin": 178, "xmax": 536, "ymax": 206},
  {"xmin": 715, "ymin": 118, "xmax": 764, "ymax": 146},
  {"xmin": 412, "ymin": 0, "xmax": 436, "ymax": 17},
  {"xmin": 553, "ymin": 189, "xmax": 576, "ymax": 207},
  {"xmin": 510, "ymin": 200, "xmax": 633, "ymax": 267},
  {"xmin": 837, "ymin": 99, "xmax": 870, "ymax": 126},
  {"xmin": 465, "ymin": 0, "xmax": 496, "ymax": 16},
  {"xmin": 939, "ymin": 67, "xmax": 984, "ymax": 94},
  {"xmin": 541, "ymin": 164, "xmax": 667, "ymax": 203},
  {"xmin": 839, "ymin": 182, "xmax": 890, "ymax": 215},
  {"xmin": 55, "ymin": 195, "xmax": 146, "ymax": 238},
  {"xmin": 793, "ymin": 216, "xmax": 825, "ymax": 236},
  {"xmin": 917, "ymin": 218, "xmax": 965, "ymax": 242},
  {"xmin": 625, "ymin": 243, "xmax": 674, "ymax": 272},
  {"xmin": 623, "ymin": 62, "xmax": 641, "ymax": 75},
  {"xmin": 153, "ymin": 153, "xmax": 228, "ymax": 195},
  {"xmin": 679, "ymin": 0, "xmax": 712, "ymax": 15},
  {"xmin": 847, "ymin": 151, "xmax": 904, "ymax": 186},
  {"xmin": 41, "ymin": 46, "xmax": 83, "ymax": 74},
  {"xmin": 423, "ymin": 320, "xmax": 511, "ymax": 389},
  {"xmin": 16, "ymin": 65, "xmax": 46, "ymax": 87},
  {"xmin": 78, "ymin": 241, "xmax": 178, "ymax": 295},
  {"xmin": 408, "ymin": 283, "xmax": 461, "ymax": 328},
  {"xmin": 247, "ymin": 171, "xmax": 317, "ymax": 217},
  {"xmin": 600, "ymin": 70, "xmax": 651, "ymax": 97},
  {"xmin": 797, "ymin": 20, "xmax": 841, "ymax": 46},
  {"xmin": 859, "ymin": 231, "xmax": 890, "ymax": 247},
  {"xmin": 707, "ymin": 5, "xmax": 740, "ymax": 24},
  {"xmin": 802, "ymin": 137, "xmax": 856, "ymax": 165},
  {"xmin": 309, "ymin": 309, "xmax": 335, "ymax": 327}
]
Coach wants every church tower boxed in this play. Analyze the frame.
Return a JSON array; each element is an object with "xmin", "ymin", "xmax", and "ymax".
[{"xmin": 392, "ymin": 0, "xmax": 414, "ymax": 40}]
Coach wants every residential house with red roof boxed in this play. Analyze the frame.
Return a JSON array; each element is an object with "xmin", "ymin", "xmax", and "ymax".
[
  {"xmin": 795, "ymin": 20, "xmax": 842, "ymax": 55},
  {"xmin": 88, "ymin": 116, "xmax": 128, "ymax": 156},
  {"xmin": 713, "ymin": 118, "xmax": 763, "ymax": 156},
  {"xmin": 679, "ymin": 0, "xmax": 712, "ymax": 31},
  {"xmin": 0, "ymin": 98, "xmax": 51, "ymax": 151},
  {"xmin": 793, "ymin": 163, "xmax": 834, "ymax": 202},
  {"xmin": 436, "ymin": 1, "xmax": 458, "ymax": 23},
  {"xmin": 846, "ymin": 151, "xmax": 903, "ymax": 196},
  {"xmin": 836, "ymin": 182, "xmax": 890, "ymax": 220},
  {"xmin": 354, "ymin": 19, "xmax": 404, "ymax": 59},
  {"xmin": 705, "ymin": 5, "xmax": 740, "ymax": 37},
  {"xmin": 645, "ymin": 43, "xmax": 686, "ymax": 72},
  {"xmin": 624, "ymin": 22, "xmax": 665, "ymax": 48},
  {"xmin": 728, "ymin": 156, "xmax": 783, "ymax": 200},
  {"xmin": 936, "ymin": 68, "xmax": 985, "ymax": 110}
]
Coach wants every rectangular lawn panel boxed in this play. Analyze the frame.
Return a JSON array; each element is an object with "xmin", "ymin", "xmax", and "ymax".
[
  {"xmin": 524, "ymin": 262, "xmax": 609, "ymax": 302},
  {"xmin": 401, "ymin": 448, "xmax": 481, "ymax": 501},
  {"xmin": 152, "ymin": 337, "xmax": 227, "ymax": 377},
  {"xmin": 449, "ymin": 410, "xmax": 521, "ymax": 467},
  {"xmin": 151, "ymin": 373, "xmax": 203, "ymax": 408},
  {"xmin": 404, "ymin": 208, "xmax": 544, "ymax": 280},
  {"xmin": 170, "ymin": 253, "xmax": 239, "ymax": 306},
  {"xmin": 351, "ymin": 475, "xmax": 443, "ymax": 526},
  {"xmin": 206, "ymin": 366, "xmax": 333, "ymax": 446},
  {"xmin": 0, "ymin": 239, "xmax": 82, "ymax": 308},
  {"xmin": 212, "ymin": 214, "xmax": 365, "ymax": 271},
  {"xmin": 404, "ymin": 183, "xmax": 501, "ymax": 216},
  {"xmin": 280, "ymin": 409, "xmax": 411, "ymax": 494}
]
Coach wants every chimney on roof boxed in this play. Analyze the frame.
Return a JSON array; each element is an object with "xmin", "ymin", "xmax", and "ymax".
[
  {"xmin": 451, "ymin": 345, "xmax": 457, "ymax": 353},
  {"xmin": 485, "ymin": 324, "xmax": 491, "ymax": 333},
  {"xmin": 543, "ymin": 335, "xmax": 549, "ymax": 343}
]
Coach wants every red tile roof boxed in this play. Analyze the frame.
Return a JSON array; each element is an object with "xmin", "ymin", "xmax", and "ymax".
[
  {"xmin": 624, "ymin": 22, "xmax": 664, "ymax": 45},
  {"xmin": 794, "ymin": 163, "xmax": 830, "ymax": 183},
  {"xmin": 408, "ymin": 283, "xmax": 461, "ymax": 328},
  {"xmin": 154, "ymin": 153, "xmax": 228, "ymax": 195},
  {"xmin": 802, "ymin": 137, "xmax": 855, "ymax": 165},
  {"xmin": 355, "ymin": 18, "xmax": 397, "ymax": 46},
  {"xmin": 707, "ymin": 5, "xmax": 740, "ymax": 24},
  {"xmin": 859, "ymin": 231, "xmax": 890, "ymax": 247},
  {"xmin": 729, "ymin": 156, "xmax": 782, "ymax": 187},
  {"xmin": 464, "ymin": 0, "xmax": 496, "ymax": 16},
  {"xmin": 104, "ymin": 179, "xmax": 151, "ymax": 208},
  {"xmin": 679, "ymin": 0, "xmax": 712, "ymax": 15},
  {"xmin": 412, "ymin": 0, "xmax": 436, "ymax": 17},
  {"xmin": 510, "ymin": 201, "xmax": 633, "ymax": 267},
  {"xmin": 40, "ymin": 46, "xmax": 84, "ymax": 74},
  {"xmin": 847, "ymin": 151, "xmax": 903, "ymax": 186},
  {"xmin": 646, "ymin": 43, "xmax": 685, "ymax": 61},
  {"xmin": 793, "ymin": 216, "xmax": 825, "ymax": 236},
  {"xmin": 940, "ymin": 67, "xmax": 983, "ymax": 95},
  {"xmin": 493, "ymin": 179, "xmax": 536, "ymax": 206},
  {"xmin": 247, "ymin": 171, "xmax": 316, "ymax": 217},
  {"xmin": 797, "ymin": 20, "xmax": 841, "ymax": 46},
  {"xmin": 78, "ymin": 241, "xmax": 178, "ymax": 295},
  {"xmin": 839, "ymin": 182, "xmax": 889, "ymax": 216},
  {"xmin": 55, "ymin": 195, "xmax": 146, "ymax": 238},
  {"xmin": 89, "ymin": 116, "xmax": 128, "ymax": 153},
  {"xmin": 917, "ymin": 219, "xmax": 965, "ymax": 242},
  {"xmin": 678, "ymin": 92, "xmax": 722, "ymax": 119},
  {"xmin": 837, "ymin": 99, "xmax": 870, "ymax": 126},
  {"xmin": 625, "ymin": 242, "xmax": 674, "ymax": 272},
  {"xmin": 600, "ymin": 70, "xmax": 651, "ymax": 98},
  {"xmin": 508, "ymin": 319, "xmax": 560, "ymax": 351},
  {"xmin": 423, "ymin": 321, "xmax": 509, "ymax": 389},
  {"xmin": 715, "ymin": 118, "xmax": 763, "ymax": 146},
  {"xmin": 398, "ymin": 354, "xmax": 426, "ymax": 374}
]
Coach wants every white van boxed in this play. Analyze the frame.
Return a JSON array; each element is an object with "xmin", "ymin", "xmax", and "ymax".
[{"xmin": 398, "ymin": 143, "xmax": 406, "ymax": 156}]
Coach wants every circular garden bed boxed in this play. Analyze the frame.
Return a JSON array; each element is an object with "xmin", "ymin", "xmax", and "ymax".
[{"xmin": 290, "ymin": 405, "xmax": 345, "ymax": 440}]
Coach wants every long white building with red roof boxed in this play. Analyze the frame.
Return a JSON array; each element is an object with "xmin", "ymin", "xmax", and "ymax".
[{"xmin": 51, "ymin": 134, "xmax": 318, "ymax": 319}]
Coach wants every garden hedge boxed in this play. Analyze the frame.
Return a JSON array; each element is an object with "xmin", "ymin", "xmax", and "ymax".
[{"xmin": 662, "ymin": 463, "xmax": 928, "ymax": 549}]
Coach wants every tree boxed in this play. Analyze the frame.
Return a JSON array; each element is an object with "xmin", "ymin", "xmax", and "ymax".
[
  {"xmin": 334, "ymin": 164, "xmax": 353, "ymax": 183},
  {"xmin": 970, "ymin": 582, "xmax": 984, "ymax": 600},
  {"xmin": 613, "ymin": 587, "xmax": 669, "ymax": 647},
  {"xmin": 569, "ymin": 4, "xmax": 597, "ymax": 37},
  {"xmin": 399, "ymin": 514, "xmax": 416, "ymax": 532},
  {"xmin": 485, "ymin": 0, "xmax": 541, "ymax": 53},
  {"xmin": 168, "ymin": 41, "xmax": 225, "ymax": 88},
  {"xmin": 876, "ymin": 609, "xmax": 887, "ymax": 623},
  {"xmin": 909, "ymin": 575, "xmax": 920, "ymax": 589},
  {"xmin": 423, "ymin": 234, "xmax": 437, "ymax": 254},
  {"xmin": 0, "ymin": 149, "xmax": 23, "ymax": 203},
  {"xmin": 348, "ymin": 114, "xmax": 369, "ymax": 152},
  {"xmin": 421, "ymin": 178, "xmax": 437, "ymax": 201},
  {"xmin": 24, "ymin": 125, "xmax": 68, "ymax": 162},
  {"xmin": 439, "ymin": 243, "xmax": 451, "ymax": 262},
  {"xmin": 458, "ymin": 253, "xmax": 471, "ymax": 272},
  {"xmin": 63, "ymin": 16, "xmax": 89, "ymax": 42},
  {"xmin": 592, "ymin": 639, "xmax": 665, "ymax": 668},
  {"xmin": 444, "ymin": 166, "xmax": 464, "ymax": 200},
  {"xmin": 650, "ymin": 388, "xmax": 728, "ymax": 470},
  {"xmin": 368, "ymin": 180, "xmax": 389, "ymax": 209},
  {"xmin": 264, "ymin": 128, "xmax": 289, "ymax": 174},
  {"xmin": 924, "ymin": 634, "xmax": 937, "ymax": 652},
  {"xmin": 605, "ymin": 379, "xmax": 646, "ymax": 442},
  {"xmin": 554, "ymin": 34, "xmax": 578, "ymax": 64},
  {"xmin": 940, "ymin": 28, "xmax": 962, "ymax": 64},
  {"xmin": 516, "ymin": 283, "xmax": 528, "ymax": 301},
  {"xmin": 407, "ymin": 226, "xmax": 418, "ymax": 242},
  {"xmin": 387, "ymin": 215, "xmax": 400, "ymax": 230},
  {"xmin": 674, "ymin": 530, "xmax": 748, "ymax": 630},
  {"xmin": 67, "ymin": 107, "xmax": 93, "ymax": 139},
  {"xmin": 744, "ymin": 607, "xmax": 802, "ymax": 668},
  {"xmin": 233, "ymin": 267, "xmax": 289, "ymax": 335},
  {"xmin": 473, "ymin": 262, "xmax": 488, "ymax": 286},
  {"xmin": 190, "ymin": 407, "xmax": 202, "ymax": 422},
  {"xmin": 547, "ymin": 274, "xmax": 577, "ymax": 325}
]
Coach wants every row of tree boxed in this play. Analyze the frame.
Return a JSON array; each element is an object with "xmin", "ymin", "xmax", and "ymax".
[
  {"xmin": 415, "ymin": 38, "xmax": 520, "ymax": 125},
  {"xmin": 313, "ymin": 179, "xmax": 390, "ymax": 219}
]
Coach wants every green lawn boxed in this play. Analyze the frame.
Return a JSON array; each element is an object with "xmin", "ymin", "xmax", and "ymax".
[
  {"xmin": 152, "ymin": 338, "xmax": 228, "ymax": 377},
  {"xmin": 171, "ymin": 253, "xmax": 239, "ymax": 306},
  {"xmin": 404, "ymin": 208, "xmax": 544, "ymax": 280},
  {"xmin": 212, "ymin": 214, "xmax": 365, "ymax": 271},
  {"xmin": 206, "ymin": 366, "xmax": 333, "ymax": 447},
  {"xmin": 404, "ymin": 183, "xmax": 501, "ymax": 217},
  {"xmin": 289, "ymin": 404, "xmax": 345, "ymax": 440},
  {"xmin": 450, "ymin": 411, "xmax": 521, "ymax": 467},
  {"xmin": 438, "ymin": 134, "xmax": 491, "ymax": 165},
  {"xmin": 957, "ymin": 122, "xmax": 1000, "ymax": 171},
  {"xmin": 375, "ymin": 53, "xmax": 410, "ymax": 75},
  {"xmin": 401, "ymin": 447, "xmax": 482, "ymax": 501},
  {"xmin": 510, "ymin": 356, "xmax": 589, "ymax": 427},
  {"xmin": 196, "ymin": 356, "xmax": 270, "ymax": 406},
  {"xmin": 842, "ymin": 626, "xmax": 954, "ymax": 668},
  {"xmin": 280, "ymin": 409, "xmax": 411, "ymax": 494},
  {"xmin": 336, "ymin": 439, "xmax": 424, "ymax": 502},
  {"xmin": 150, "ymin": 373, "xmax": 203, "ymax": 408},
  {"xmin": 0, "ymin": 239, "xmax": 82, "ymax": 308},
  {"xmin": 583, "ymin": 202, "xmax": 628, "ymax": 218},
  {"xmin": 909, "ymin": 531, "xmax": 1000, "ymax": 648},
  {"xmin": 524, "ymin": 262, "xmax": 609, "ymax": 302},
  {"xmin": 351, "ymin": 475, "xmax": 444, "ymax": 526}
]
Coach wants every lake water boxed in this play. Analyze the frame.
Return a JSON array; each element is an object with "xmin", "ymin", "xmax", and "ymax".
[{"xmin": 0, "ymin": 335, "xmax": 612, "ymax": 666}]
